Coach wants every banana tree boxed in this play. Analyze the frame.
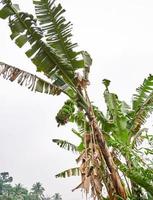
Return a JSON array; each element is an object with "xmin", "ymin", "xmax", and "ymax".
[
  {"xmin": 0, "ymin": 0, "xmax": 153, "ymax": 199},
  {"xmin": 53, "ymin": 77, "xmax": 153, "ymax": 199}
]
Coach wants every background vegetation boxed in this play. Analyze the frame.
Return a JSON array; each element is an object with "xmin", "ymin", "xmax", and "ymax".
[{"xmin": 0, "ymin": 172, "xmax": 62, "ymax": 200}]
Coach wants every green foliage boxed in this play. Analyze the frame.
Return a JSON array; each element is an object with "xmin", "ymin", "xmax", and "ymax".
[
  {"xmin": 93, "ymin": 105, "xmax": 113, "ymax": 132},
  {"xmin": 51, "ymin": 193, "xmax": 62, "ymax": 200},
  {"xmin": 81, "ymin": 51, "xmax": 92, "ymax": 80},
  {"xmin": 31, "ymin": 182, "xmax": 45, "ymax": 199},
  {"xmin": 70, "ymin": 111, "xmax": 86, "ymax": 127},
  {"xmin": 123, "ymin": 167, "xmax": 153, "ymax": 196},
  {"xmin": 0, "ymin": 0, "xmax": 88, "ymax": 91},
  {"xmin": 0, "ymin": 172, "xmax": 13, "ymax": 197},
  {"xmin": 0, "ymin": 172, "xmax": 61, "ymax": 200},
  {"xmin": 102, "ymin": 79, "xmax": 110, "ymax": 89},
  {"xmin": 132, "ymin": 74, "xmax": 153, "ymax": 133},
  {"xmin": 133, "ymin": 75, "xmax": 153, "ymax": 111},
  {"xmin": 33, "ymin": 0, "xmax": 84, "ymax": 70},
  {"xmin": 103, "ymin": 87, "xmax": 130, "ymax": 144},
  {"xmin": 0, "ymin": 4, "xmax": 14, "ymax": 19}
]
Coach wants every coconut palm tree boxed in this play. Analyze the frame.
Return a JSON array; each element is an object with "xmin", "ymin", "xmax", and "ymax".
[
  {"xmin": 30, "ymin": 182, "xmax": 45, "ymax": 199},
  {"xmin": 12, "ymin": 184, "xmax": 28, "ymax": 200},
  {"xmin": 0, "ymin": 172, "xmax": 13, "ymax": 197},
  {"xmin": 0, "ymin": 0, "xmax": 153, "ymax": 199},
  {"xmin": 51, "ymin": 193, "xmax": 62, "ymax": 200},
  {"xmin": 0, "ymin": 172, "xmax": 54, "ymax": 200}
]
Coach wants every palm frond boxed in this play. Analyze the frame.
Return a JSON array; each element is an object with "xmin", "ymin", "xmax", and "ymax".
[
  {"xmin": 55, "ymin": 167, "xmax": 80, "ymax": 178},
  {"xmin": 0, "ymin": 62, "xmax": 64, "ymax": 95},
  {"xmin": 33, "ymin": 0, "xmax": 84, "ymax": 70},
  {"xmin": 0, "ymin": 1, "xmax": 79, "ymax": 88},
  {"xmin": 52, "ymin": 139, "xmax": 77, "ymax": 153}
]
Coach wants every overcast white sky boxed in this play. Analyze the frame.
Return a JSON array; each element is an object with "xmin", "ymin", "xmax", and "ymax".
[{"xmin": 0, "ymin": 0, "xmax": 153, "ymax": 199}]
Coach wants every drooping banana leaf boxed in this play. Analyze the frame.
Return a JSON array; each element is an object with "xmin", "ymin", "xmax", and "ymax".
[
  {"xmin": 0, "ymin": 62, "xmax": 66, "ymax": 95},
  {"xmin": 55, "ymin": 167, "xmax": 80, "ymax": 178},
  {"xmin": 52, "ymin": 139, "xmax": 77, "ymax": 153}
]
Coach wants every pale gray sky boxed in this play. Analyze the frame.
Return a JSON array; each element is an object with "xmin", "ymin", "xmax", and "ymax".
[{"xmin": 0, "ymin": 0, "xmax": 153, "ymax": 199}]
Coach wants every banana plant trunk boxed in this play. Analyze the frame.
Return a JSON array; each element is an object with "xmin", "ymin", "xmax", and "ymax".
[{"xmin": 86, "ymin": 110, "xmax": 127, "ymax": 199}]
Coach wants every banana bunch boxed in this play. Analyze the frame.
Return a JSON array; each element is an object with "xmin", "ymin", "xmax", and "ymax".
[{"xmin": 56, "ymin": 100, "xmax": 75, "ymax": 126}]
